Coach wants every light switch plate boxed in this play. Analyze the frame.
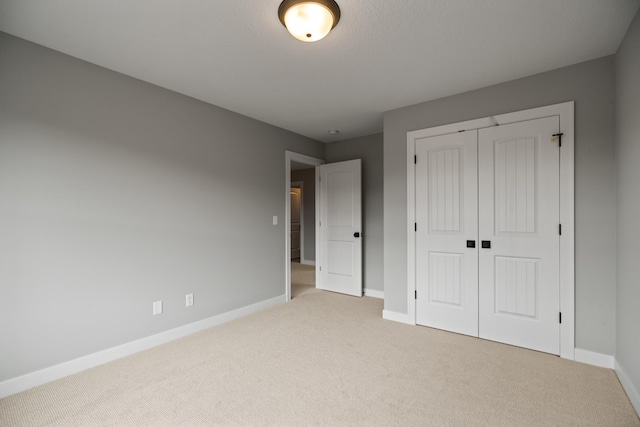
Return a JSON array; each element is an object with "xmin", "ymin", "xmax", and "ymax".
[
  {"xmin": 273, "ymin": 215, "xmax": 278, "ymax": 225},
  {"xmin": 153, "ymin": 300, "xmax": 162, "ymax": 315},
  {"xmin": 186, "ymin": 293, "xmax": 194, "ymax": 307}
]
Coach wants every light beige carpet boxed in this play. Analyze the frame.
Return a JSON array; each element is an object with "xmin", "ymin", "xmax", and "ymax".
[
  {"xmin": 1, "ymin": 270, "xmax": 638, "ymax": 426},
  {"xmin": 291, "ymin": 261, "xmax": 315, "ymax": 298}
]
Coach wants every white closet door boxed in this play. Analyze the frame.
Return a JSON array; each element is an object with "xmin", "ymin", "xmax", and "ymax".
[
  {"xmin": 415, "ymin": 131, "xmax": 479, "ymax": 336},
  {"xmin": 478, "ymin": 116, "xmax": 561, "ymax": 355}
]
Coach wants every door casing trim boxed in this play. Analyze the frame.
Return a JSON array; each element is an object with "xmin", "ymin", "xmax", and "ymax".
[{"xmin": 406, "ymin": 102, "xmax": 575, "ymax": 360}]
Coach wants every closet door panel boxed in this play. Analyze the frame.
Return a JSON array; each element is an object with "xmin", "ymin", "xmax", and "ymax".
[
  {"xmin": 415, "ymin": 131, "xmax": 478, "ymax": 337},
  {"xmin": 478, "ymin": 116, "xmax": 561, "ymax": 355}
]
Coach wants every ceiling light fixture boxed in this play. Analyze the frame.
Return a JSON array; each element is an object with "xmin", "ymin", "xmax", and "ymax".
[{"xmin": 278, "ymin": 0, "xmax": 341, "ymax": 42}]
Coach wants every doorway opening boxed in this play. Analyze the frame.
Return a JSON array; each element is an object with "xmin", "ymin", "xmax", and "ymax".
[
  {"xmin": 290, "ymin": 182, "xmax": 314, "ymax": 298},
  {"xmin": 290, "ymin": 183, "xmax": 302, "ymax": 262},
  {"xmin": 285, "ymin": 151, "xmax": 324, "ymax": 301}
]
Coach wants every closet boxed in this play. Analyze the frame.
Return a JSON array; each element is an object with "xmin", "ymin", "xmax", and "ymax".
[{"xmin": 412, "ymin": 114, "xmax": 563, "ymax": 355}]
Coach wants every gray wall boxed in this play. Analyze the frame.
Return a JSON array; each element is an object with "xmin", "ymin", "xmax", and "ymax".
[
  {"xmin": 291, "ymin": 168, "xmax": 316, "ymax": 262},
  {"xmin": 383, "ymin": 57, "xmax": 617, "ymax": 355},
  {"xmin": 0, "ymin": 32, "xmax": 324, "ymax": 382},
  {"xmin": 615, "ymin": 9, "xmax": 640, "ymax": 404},
  {"xmin": 326, "ymin": 134, "xmax": 384, "ymax": 293}
]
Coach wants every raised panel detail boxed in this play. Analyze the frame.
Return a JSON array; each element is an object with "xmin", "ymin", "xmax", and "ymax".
[
  {"xmin": 327, "ymin": 171, "xmax": 354, "ymax": 227},
  {"xmin": 327, "ymin": 241, "xmax": 354, "ymax": 277},
  {"xmin": 429, "ymin": 252, "xmax": 463, "ymax": 306},
  {"xmin": 429, "ymin": 148, "xmax": 462, "ymax": 232},
  {"xmin": 494, "ymin": 257, "xmax": 537, "ymax": 318},
  {"xmin": 494, "ymin": 138, "xmax": 537, "ymax": 235}
]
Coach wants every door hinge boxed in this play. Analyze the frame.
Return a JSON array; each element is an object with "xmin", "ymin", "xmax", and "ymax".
[
  {"xmin": 414, "ymin": 155, "xmax": 417, "ymax": 164},
  {"xmin": 415, "ymin": 290, "xmax": 417, "ymax": 300},
  {"xmin": 559, "ymin": 312, "xmax": 562, "ymax": 324},
  {"xmin": 415, "ymin": 223, "xmax": 417, "ymax": 232},
  {"xmin": 553, "ymin": 133, "xmax": 564, "ymax": 147},
  {"xmin": 559, "ymin": 224, "xmax": 562, "ymax": 235}
]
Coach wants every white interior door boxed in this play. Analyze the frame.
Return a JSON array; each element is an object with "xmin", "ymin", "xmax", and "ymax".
[
  {"xmin": 317, "ymin": 159, "xmax": 362, "ymax": 297},
  {"xmin": 415, "ymin": 131, "xmax": 479, "ymax": 336},
  {"xmin": 478, "ymin": 116, "xmax": 560, "ymax": 355}
]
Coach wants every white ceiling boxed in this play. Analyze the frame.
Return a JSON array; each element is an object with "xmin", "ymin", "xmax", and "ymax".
[{"xmin": 1, "ymin": 0, "xmax": 638, "ymax": 142}]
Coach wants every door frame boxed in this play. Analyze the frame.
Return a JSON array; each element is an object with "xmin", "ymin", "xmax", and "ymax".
[
  {"xmin": 406, "ymin": 102, "xmax": 575, "ymax": 360},
  {"xmin": 285, "ymin": 151, "xmax": 324, "ymax": 302}
]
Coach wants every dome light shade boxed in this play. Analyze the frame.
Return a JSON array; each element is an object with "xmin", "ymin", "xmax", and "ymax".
[{"xmin": 278, "ymin": 0, "xmax": 341, "ymax": 42}]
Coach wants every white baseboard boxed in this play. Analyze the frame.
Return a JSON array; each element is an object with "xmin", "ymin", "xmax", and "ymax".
[
  {"xmin": 364, "ymin": 289, "xmax": 384, "ymax": 299},
  {"xmin": 0, "ymin": 294, "xmax": 285, "ymax": 399},
  {"xmin": 615, "ymin": 359, "xmax": 640, "ymax": 416},
  {"xmin": 382, "ymin": 309, "xmax": 415, "ymax": 325},
  {"xmin": 574, "ymin": 348, "xmax": 615, "ymax": 369},
  {"xmin": 300, "ymin": 259, "xmax": 315, "ymax": 266}
]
